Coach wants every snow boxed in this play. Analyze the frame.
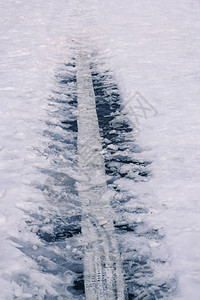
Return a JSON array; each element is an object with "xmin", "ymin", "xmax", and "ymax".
[
  {"xmin": 87, "ymin": 1, "xmax": 200, "ymax": 298},
  {"xmin": 1, "ymin": 0, "xmax": 200, "ymax": 299},
  {"xmin": 0, "ymin": 0, "xmax": 74, "ymax": 298},
  {"xmin": 76, "ymin": 52, "xmax": 125, "ymax": 299}
]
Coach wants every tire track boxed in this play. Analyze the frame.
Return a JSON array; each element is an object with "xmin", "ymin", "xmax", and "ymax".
[
  {"xmin": 9, "ymin": 46, "xmax": 176, "ymax": 300},
  {"xmin": 76, "ymin": 50, "xmax": 126, "ymax": 300}
]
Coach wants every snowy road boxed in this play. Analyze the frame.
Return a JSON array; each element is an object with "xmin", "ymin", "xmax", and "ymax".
[{"xmin": 1, "ymin": 0, "xmax": 200, "ymax": 299}]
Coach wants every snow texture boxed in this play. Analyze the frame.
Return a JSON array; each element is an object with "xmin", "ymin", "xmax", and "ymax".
[{"xmin": 0, "ymin": 0, "xmax": 200, "ymax": 299}]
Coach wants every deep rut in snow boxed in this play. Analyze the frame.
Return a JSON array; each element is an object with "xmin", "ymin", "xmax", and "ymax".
[{"xmin": 11, "ymin": 50, "xmax": 176, "ymax": 300}]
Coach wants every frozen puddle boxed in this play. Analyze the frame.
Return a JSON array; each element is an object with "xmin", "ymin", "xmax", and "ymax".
[{"xmin": 11, "ymin": 49, "xmax": 176, "ymax": 299}]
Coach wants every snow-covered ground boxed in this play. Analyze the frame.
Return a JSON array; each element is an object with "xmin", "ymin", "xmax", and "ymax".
[
  {"xmin": 0, "ymin": 1, "xmax": 73, "ymax": 298},
  {"xmin": 88, "ymin": 1, "xmax": 200, "ymax": 299},
  {"xmin": 1, "ymin": 0, "xmax": 200, "ymax": 299}
]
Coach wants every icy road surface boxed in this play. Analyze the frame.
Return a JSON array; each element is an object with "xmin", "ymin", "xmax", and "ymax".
[{"xmin": 0, "ymin": 0, "xmax": 200, "ymax": 299}]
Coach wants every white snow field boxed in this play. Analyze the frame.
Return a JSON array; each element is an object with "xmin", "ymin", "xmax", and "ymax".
[{"xmin": 1, "ymin": 0, "xmax": 200, "ymax": 299}]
